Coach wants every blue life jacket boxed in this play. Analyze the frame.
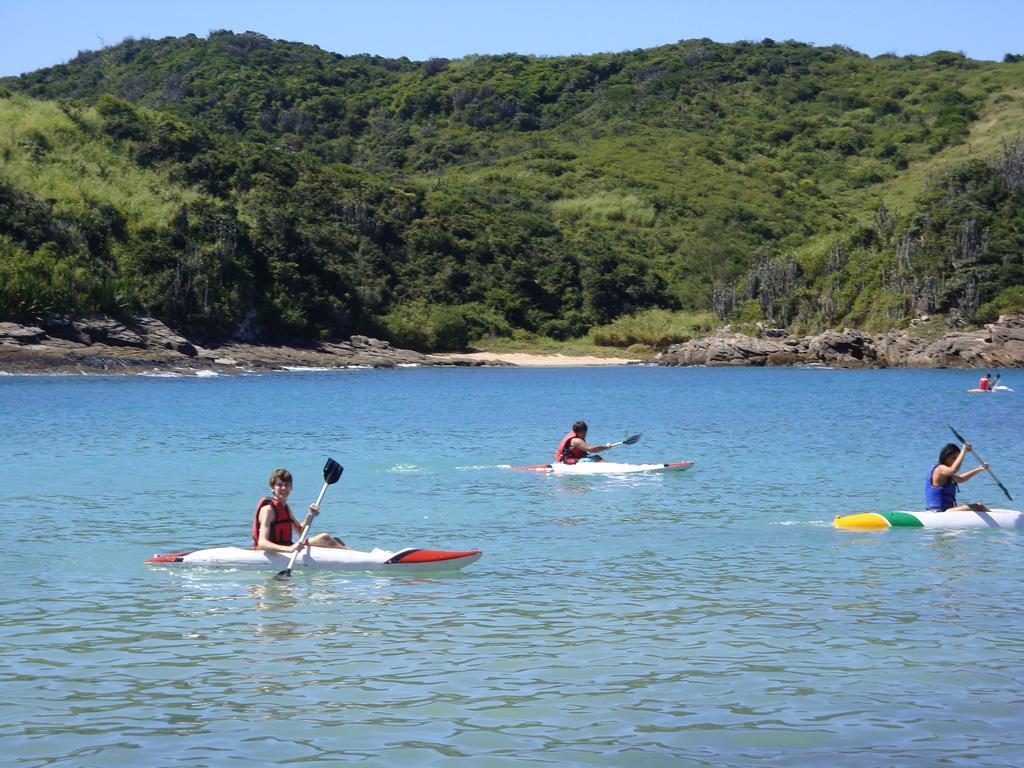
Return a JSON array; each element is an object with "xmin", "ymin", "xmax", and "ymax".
[{"xmin": 925, "ymin": 464, "xmax": 958, "ymax": 510}]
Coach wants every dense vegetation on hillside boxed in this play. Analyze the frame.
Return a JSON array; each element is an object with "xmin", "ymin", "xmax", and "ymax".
[{"xmin": 1, "ymin": 31, "xmax": 1023, "ymax": 348}]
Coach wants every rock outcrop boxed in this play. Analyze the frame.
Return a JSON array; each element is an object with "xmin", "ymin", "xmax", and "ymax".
[
  {"xmin": 0, "ymin": 316, "xmax": 501, "ymax": 374},
  {"xmin": 871, "ymin": 331, "xmax": 930, "ymax": 368},
  {"xmin": 654, "ymin": 314, "xmax": 1024, "ymax": 369}
]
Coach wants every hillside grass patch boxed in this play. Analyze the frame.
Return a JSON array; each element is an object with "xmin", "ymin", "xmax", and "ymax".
[
  {"xmin": 552, "ymin": 190, "xmax": 656, "ymax": 226},
  {"xmin": 590, "ymin": 308, "xmax": 717, "ymax": 349},
  {"xmin": 0, "ymin": 95, "xmax": 195, "ymax": 231}
]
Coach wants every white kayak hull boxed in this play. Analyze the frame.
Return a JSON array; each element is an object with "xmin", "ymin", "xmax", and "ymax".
[
  {"xmin": 834, "ymin": 508, "xmax": 1024, "ymax": 530},
  {"xmin": 146, "ymin": 546, "xmax": 482, "ymax": 571},
  {"xmin": 513, "ymin": 460, "xmax": 694, "ymax": 475}
]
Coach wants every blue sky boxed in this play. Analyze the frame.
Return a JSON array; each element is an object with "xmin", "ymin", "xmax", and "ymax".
[{"xmin": 1, "ymin": 0, "xmax": 1021, "ymax": 78}]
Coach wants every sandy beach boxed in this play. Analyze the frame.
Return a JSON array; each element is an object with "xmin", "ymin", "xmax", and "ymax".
[{"xmin": 429, "ymin": 352, "xmax": 642, "ymax": 366}]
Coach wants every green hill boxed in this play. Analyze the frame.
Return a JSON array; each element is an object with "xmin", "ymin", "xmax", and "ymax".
[{"xmin": 2, "ymin": 31, "xmax": 1023, "ymax": 348}]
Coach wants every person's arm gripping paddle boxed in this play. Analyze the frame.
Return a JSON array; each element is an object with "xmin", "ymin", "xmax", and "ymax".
[
  {"xmin": 275, "ymin": 458, "xmax": 344, "ymax": 579},
  {"xmin": 585, "ymin": 433, "xmax": 641, "ymax": 457},
  {"xmin": 948, "ymin": 426, "xmax": 1013, "ymax": 501},
  {"xmin": 574, "ymin": 434, "xmax": 636, "ymax": 457}
]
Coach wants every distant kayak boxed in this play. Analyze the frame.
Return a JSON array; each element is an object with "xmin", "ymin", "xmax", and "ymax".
[
  {"xmin": 512, "ymin": 460, "xmax": 694, "ymax": 475},
  {"xmin": 146, "ymin": 546, "xmax": 482, "ymax": 571},
  {"xmin": 833, "ymin": 509, "xmax": 1024, "ymax": 530},
  {"xmin": 966, "ymin": 385, "xmax": 1013, "ymax": 392}
]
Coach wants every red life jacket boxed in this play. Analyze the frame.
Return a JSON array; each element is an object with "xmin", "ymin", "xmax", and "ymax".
[
  {"xmin": 979, "ymin": 377, "xmax": 990, "ymax": 390},
  {"xmin": 555, "ymin": 432, "xmax": 587, "ymax": 464},
  {"xmin": 252, "ymin": 497, "xmax": 294, "ymax": 549}
]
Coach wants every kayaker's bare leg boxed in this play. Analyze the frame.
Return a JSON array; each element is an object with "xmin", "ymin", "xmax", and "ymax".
[
  {"xmin": 947, "ymin": 502, "xmax": 991, "ymax": 512},
  {"xmin": 306, "ymin": 532, "xmax": 349, "ymax": 549}
]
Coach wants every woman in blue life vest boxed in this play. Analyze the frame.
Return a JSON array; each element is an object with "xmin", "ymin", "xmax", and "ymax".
[
  {"xmin": 926, "ymin": 443, "xmax": 990, "ymax": 512},
  {"xmin": 253, "ymin": 468, "xmax": 348, "ymax": 552},
  {"xmin": 555, "ymin": 421, "xmax": 613, "ymax": 464}
]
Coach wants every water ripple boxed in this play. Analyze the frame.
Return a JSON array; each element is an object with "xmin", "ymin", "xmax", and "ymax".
[{"xmin": 3, "ymin": 368, "xmax": 1024, "ymax": 765}]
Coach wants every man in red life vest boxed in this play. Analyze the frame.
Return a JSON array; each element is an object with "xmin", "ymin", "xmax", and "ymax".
[
  {"xmin": 253, "ymin": 468, "xmax": 348, "ymax": 552},
  {"xmin": 554, "ymin": 421, "xmax": 613, "ymax": 464}
]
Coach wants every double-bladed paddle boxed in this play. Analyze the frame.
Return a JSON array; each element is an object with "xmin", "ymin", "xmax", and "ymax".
[
  {"xmin": 607, "ymin": 434, "xmax": 641, "ymax": 448},
  {"xmin": 274, "ymin": 457, "xmax": 344, "ymax": 579},
  {"xmin": 948, "ymin": 426, "xmax": 1012, "ymax": 501}
]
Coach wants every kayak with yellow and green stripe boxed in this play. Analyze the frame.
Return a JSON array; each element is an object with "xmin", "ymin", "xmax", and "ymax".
[{"xmin": 834, "ymin": 508, "xmax": 1024, "ymax": 530}]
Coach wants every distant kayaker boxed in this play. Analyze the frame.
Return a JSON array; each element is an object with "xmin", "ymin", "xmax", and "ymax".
[
  {"xmin": 555, "ymin": 421, "xmax": 612, "ymax": 464},
  {"xmin": 978, "ymin": 373, "xmax": 993, "ymax": 391},
  {"xmin": 926, "ymin": 443, "xmax": 990, "ymax": 512},
  {"xmin": 253, "ymin": 469, "xmax": 348, "ymax": 552}
]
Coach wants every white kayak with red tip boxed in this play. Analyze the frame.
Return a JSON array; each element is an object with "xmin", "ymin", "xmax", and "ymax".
[
  {"xmin": 513, "ymin": 460, "xmax": 694, "ymax": 475},
  {"xmin": 146, "ymin": 546, "xmax": 481, "ymax": 571}
]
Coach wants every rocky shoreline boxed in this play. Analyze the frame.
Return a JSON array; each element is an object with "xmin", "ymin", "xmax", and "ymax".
[
  {"xmin": 654, "ymin": 313, "xmax": 1024, "ymax": 369},
  {"xmin": 0, "ymin": 316, "xmax": 503, "ymax": 375},
  {"xmin": 3, "ymin": 313, "xmax": 1024, "ymax": 375}
]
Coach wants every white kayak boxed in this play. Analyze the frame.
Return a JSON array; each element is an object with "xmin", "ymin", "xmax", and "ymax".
[
  {"xmin": 513, "ymin": 460, "xmax": 694, "ymax": 475},
  {"xmin": 146, "ymin": 546, "xmax": 482, "ymax": 571},
  {"xmin": 966, "ymin": 385, "xmax": 1013, "ymax": 392},
  {"xmin": 833, "ymin": 508, "xmax": 1024, "ymax": 530}
]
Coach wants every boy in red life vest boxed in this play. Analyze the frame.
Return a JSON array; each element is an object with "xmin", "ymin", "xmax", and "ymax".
[
  {"xmin": 253, "ymin": 469, "xmax": 348, "ymax": 552},
  {"xmin": 978, "ymin": 373, "xmax": 992, "ymax": 391},
  {"xmin": 554, "ymin": 421, "xmax": 612, "ymax": 464}
]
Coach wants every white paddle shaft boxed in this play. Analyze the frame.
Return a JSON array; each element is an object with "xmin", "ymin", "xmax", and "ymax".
[{"xmin": 280, "ymin": 480, "xmax": 331, "ymax": 572}]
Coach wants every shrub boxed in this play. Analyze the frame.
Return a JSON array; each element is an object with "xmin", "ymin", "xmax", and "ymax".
[
  {"xmin": 976, "ymin": 286, "xmax": 1024, "ymax": 323},
  {"xmin": 379, "ymin": 300, "xmax": 511, "ymax": 352}
]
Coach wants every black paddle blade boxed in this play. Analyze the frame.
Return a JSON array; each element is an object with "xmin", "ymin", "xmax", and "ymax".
[
  {"xmin": 273, "ymin": 568, "xmax": 293, "ymax": 580},
  {"xmin": 323, "ymin": 458, "xmax": 343, "ymax": 484},
  {"xmin": 622, "ymin": 434, "xmax": 641, "ymax": 445},
  {"xmin": 948, "ymin": 425, "xmax": 966, "ymax": 444}
]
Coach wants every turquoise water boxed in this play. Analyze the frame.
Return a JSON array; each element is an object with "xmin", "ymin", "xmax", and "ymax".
[{"xmin": 2, "ymin": 366, "xmax": 1023, "ymax": 767}]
